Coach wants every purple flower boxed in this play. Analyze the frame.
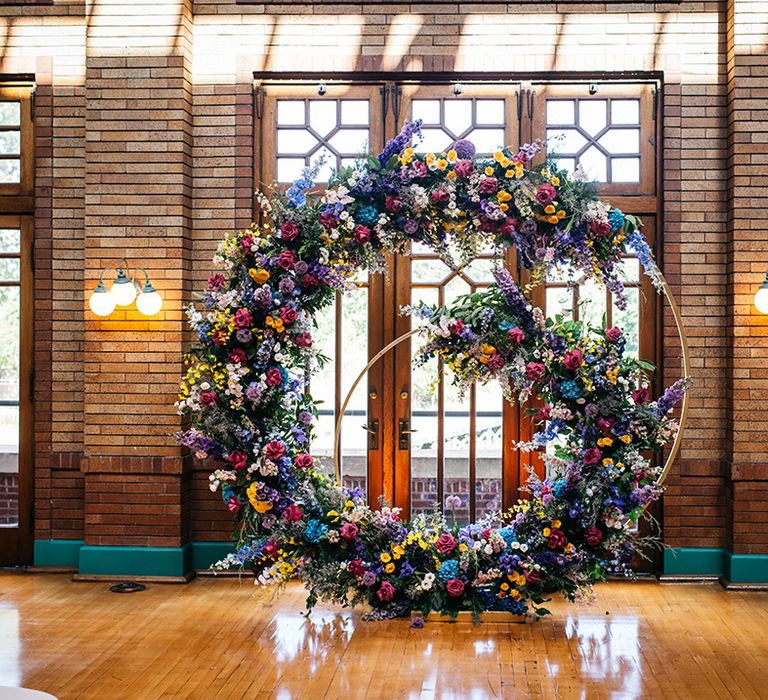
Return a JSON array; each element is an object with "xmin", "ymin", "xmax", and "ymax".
[
  {"xmin": 361, "ymin": 571, "xmax": 376, "ymax": 586},
  {"xmin": 294, "ymin": 261, "xmax": 309, "ymax": 275},
  {"xmin": 403, "ymin": 220, "xmax": 419, "ymax": 235},
  {"xmin": 378, "ymin": 119, "xmax": 422, "ymax": 165},
  {"xmin": 278, "ymin": 277, "xmax": 295, "ymax": 294},
  {"xmin": 298, "ymin": 410, "xmax": 312, "ymax": 424},
  {"xmin": 453, "ymin": 139, "xmax": 476, "ymax": 159},
  {"xmin": 236, "ymin": 329, "xmax": 252, "ymax": 343},
  {"xmin": 245, "ymin": 383, "xmax": 262, "ymax": 403},
  {"xmin": 655, "ymin": 378, "xmax": 690, "ymax": 416}
]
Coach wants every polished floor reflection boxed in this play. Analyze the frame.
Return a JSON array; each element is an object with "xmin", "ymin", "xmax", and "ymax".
[{"xmin": 1, "ymin": 573, "xmax": 767, "ymax": 699}]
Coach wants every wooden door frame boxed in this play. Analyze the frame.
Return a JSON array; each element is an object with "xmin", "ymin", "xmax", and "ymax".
[{"xmin": 0, "ymin": 214, "xmax": 34, "ymax": 565}]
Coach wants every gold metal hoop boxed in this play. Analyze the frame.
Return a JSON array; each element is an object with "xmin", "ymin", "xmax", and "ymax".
[{"xmin": 332, "ymin": 269, "xmax": 689, "ymax": 496}]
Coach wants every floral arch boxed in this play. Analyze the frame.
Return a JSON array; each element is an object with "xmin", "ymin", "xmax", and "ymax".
[{"xmin": 177, "ymin": 123, "xmax": 689, "ymax": 620}]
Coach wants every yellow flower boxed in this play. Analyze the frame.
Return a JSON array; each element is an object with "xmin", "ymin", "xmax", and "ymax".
[
  {"xmin": 380, "ymin": 552, "xmax": 392, "ymax": 563},
  {"xmin": 447, "ymin": 149, "xmax": 458, "ymax": 163},
  {"xmin": 499, "ymin": 156, "xmax": 511, "ymax": 169},
  {"xmin": 602, "ymin": 458, "xmax": 614, "ymax": 466},
  {"xmin": 551, "ymin": 519, "xmax": 561, "ymax": 529},
  {"xmin": 447, "ymin": 170, "xmax": 457, "ymax": 181},
  {"xmin": 425, "ymin": 153, "xmax": 436, "ymax": 165},
  {"xmin": 437, "ymin": 158, "xmax": 448, "ymax": 171},
  {"xmin": 543, "ymin": 527, "xmax": 551, "ymax": 537},
  {"xmin": 498, "ymin": 191, "xmax": 512, "ymax": 203},
  {"xmin": 557, "ymin": 209, "xmax": 566, "ymax": 220},
  {"xmin": 501, "ymin": 582, "xmax": 510, "ymax": 591},
  {"xmin": 547, "ymin": 215, "xmax": 559, "ymax": 224},
  {"xmin": 484, "ymin": 166, "xmax": 495, "ymax": 176},
  {"xmin": 544, "ymin": 204, "xmax": 556, "ymax": 215},
  {"xmin": 478, "ymin": 355, "xmax": 490, "ymax": 364},
  {"xmin": 551, "ymin": 176, "xmax": 560, "ymax": 186},
  {"xmin": 505, "ymin": 169, "xmax": 515, "ymax": 178},
  {"xmin": 254, "ymin": 500, "xmax": 272, "ymax": 513},
  {"xmin": 400, "ymin": 147, "xmax": 415, "ymax": 165},
  {"xmin": 597, "ymin": 437, "xmax": 613, "ymax": 447},
  {"xmin": 392, "ymin": 544, "xmax": 405, "ymax": 558},
  {"xmin": 249, "ymin": 268, "xmax": 270, "ymax": 285},
  {"xmin": 326, "ymin": 510, "xmax": 340, "ymax": 522},
  {"xmin": 620, "ymin": 434, "xmax": 632, "ymax": 444},
  {"xmin": 500, "ymin": 203, "xmax": 509, "ymax": 212},
  {"xmin": 345, "ymin": 500, "xmax": 355, "ymax": 509},
  {"xmin": 480, "ymin": 343, "xmax": 496, "ymax": 355},
  {"xmin": 493, "ymin": 150, "xmax": 505, "ymax": 163},
  {"xmin": 510, "ymin": 589, "xmax": 521, "ymax": 599},
  {"xmin": 385, "ymin": 563, "xmax": 395, "ymax": 574},
  {"xmin": 515, "ymin": 163, "xmax": 524, "ymax": 178}
]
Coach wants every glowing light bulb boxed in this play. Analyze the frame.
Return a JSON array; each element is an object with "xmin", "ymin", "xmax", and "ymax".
[
  {"xmin": 136, "ymin": 287, "xmax": 163, "ymax": 316},
  {"xmin": 755, "ymin": 273, "xmax": 768, "ymax": 315},
  {"xmin": 88, "ymin": 283, "xmax": 116, "ymax": 317}
]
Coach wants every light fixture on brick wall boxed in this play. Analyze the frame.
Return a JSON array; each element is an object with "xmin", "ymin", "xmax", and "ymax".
[
  {"xmin": 88, "ymin": 259, "xmax": 163, "ymax": 317},
  {"xmin": 755, "ymin": 271, "xmax": 768, "ymax": 314}
]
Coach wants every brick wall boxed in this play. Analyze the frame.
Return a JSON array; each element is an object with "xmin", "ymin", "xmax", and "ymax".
[{"xmin": 0, "ymin": 0, "xmax": 762, "ymax": 563}]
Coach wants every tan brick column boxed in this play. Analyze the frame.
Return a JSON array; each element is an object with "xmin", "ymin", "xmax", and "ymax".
[
  {"xmin": 725, "ymin": 0, "xmax": 768, "ymax": 581},
  {"xmin": 81, "ymin": 0, "xmax": 193, "ymax": 574}
]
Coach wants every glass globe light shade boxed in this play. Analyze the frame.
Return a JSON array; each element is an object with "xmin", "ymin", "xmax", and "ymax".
[
  {"xmin": 88, "ymin": 284, "xmax": 116, "ymax": 317},
  {"xmin": 111, "ymin": 278, "xmax": 137, "ymax": 306},
  {"xmin": 136, "ymin": 288, "xmax": 163, "ymax": 316},
  {"xmin": 755, "ymin": 275, "xmax": 768, "ymax": 315}
]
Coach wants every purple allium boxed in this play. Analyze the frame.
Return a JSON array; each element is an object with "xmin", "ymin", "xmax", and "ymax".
[{"xmin": 453, "ymin": 138, "xmax": 476, "ymax": 159}]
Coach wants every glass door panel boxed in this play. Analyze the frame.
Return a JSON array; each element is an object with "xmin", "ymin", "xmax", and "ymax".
[{"xmin": 0, "ymin": 216, "xmax": 32, "ymax": 566}]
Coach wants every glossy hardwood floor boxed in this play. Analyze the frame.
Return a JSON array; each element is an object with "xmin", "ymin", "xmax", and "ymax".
[{"xmin": 1, "ymin": 573, "xmax": 767, "ymax": 699}]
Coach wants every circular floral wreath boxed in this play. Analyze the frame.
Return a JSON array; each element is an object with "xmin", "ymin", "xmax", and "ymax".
[{"xmin": 177, "ymin": 122, "xmax": 689, "ymax": 621}]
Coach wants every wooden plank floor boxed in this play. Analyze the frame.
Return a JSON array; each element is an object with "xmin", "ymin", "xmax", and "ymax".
[{"xmin": 1, "ymin": 573, "xmax": 767, "ymax": 699}]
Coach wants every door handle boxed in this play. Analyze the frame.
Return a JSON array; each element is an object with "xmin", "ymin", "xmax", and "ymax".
[
  {"xmin": 398, "ymin": 418, "xmax": 417, "ymax": 451},
  {"xmin": 362, "ymin": 419, "xmax": 379, "ymax": 450}
]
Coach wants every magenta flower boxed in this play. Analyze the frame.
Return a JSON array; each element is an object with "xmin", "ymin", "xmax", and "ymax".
[
  {"xmin": 294, "ymin": 453, "xmax": 313, "ymax": 469},
  {"xmin": 508, "ymin": 326, "xmax": 525, "ymax": 345},
  {"xmin": 233, "ymin": 308, "xmax": 252, "ymax": 329},
  {"xmin": 265, "ymin": 368, "xmax": 282, "ymax": 387},
  {"xmin": 525, "ymin": 362, "xmax": 546, "ymax": 381},
  {"xmin": 264, "ymin": 441, "xmax": 286, "ymax": 461},
  {"xmin": 454, "ymin": 160, "xmax": 473, "ymax": 178},
  {"xmin": 280, "ymin": 221, "xmax": 299, "ymax": 241},
  {"xmin": 563, "ymin": 348, "xmax": 583, "ymax": 370},
  {"xmin": 199, "ymin": 391, "xmax": 216, "ymax": 407},
  {"xmin": 228, "ymin": 450, "xmax": 248, "ymax": 470},
  {"xmin": 585, "ymin": 527, "xmax": 604, "ymax": 546},
  {"xmin": 583, "ymin": 447, "xmax": 602, "ymax": 465},
  {"xmin": 606, "ymin": 326, "xmax": 622, "ymax": 342},
  {"xmin": 278, "ymin": 250, "xmax": 297, "ymax": 270},
  {"xmin": 446, "ymin": 578, "xmax": 465, "ymax": 597},
  {"xmin": 354, "ymin": 225, "xmax": 371, "ymax": 244},
  {"xmin": 282, "ymin": 504, "xmax": 303, "ymax": 523},
  {"xmin": 295, "ymin": 332, "xmax": 313, "ymax": 348},
  {"xmin": 377, "ymin": 580, "xmax": 395, "ymax": 601},
  {"xmin": 208, "ymin": 273, "xmax": 225, "ymax": 291},
  {"xmin": 435, "ymin": 533, "xmax": 457, "ymax": 555},
  {"xmin": 340, "ymin": 522, "xmax": 359, "ymax": 540},
  {"xmin": 535, "ymin": 183, "xmax": 557, "ymax": 205},
  {"xmin": 478, "ymin": 177, "xmax": 498, "ymax": 195}
]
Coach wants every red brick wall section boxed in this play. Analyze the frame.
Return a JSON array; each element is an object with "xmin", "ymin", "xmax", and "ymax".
[
  {"xmin": 1, "ymin": 0, "xmax": 763, "ymax": 555},
  {"xmin": 725, "ymin": 0, "xmax": 768, "ymax": 556}
]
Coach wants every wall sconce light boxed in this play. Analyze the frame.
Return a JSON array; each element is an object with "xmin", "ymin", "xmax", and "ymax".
[
  {"xmin": 88, "ymin": 259, "xmax": 163, "ymax": 317},
  {"xmin": 755, "ymin": 271, "xmax": 768, "ymax": 315}
]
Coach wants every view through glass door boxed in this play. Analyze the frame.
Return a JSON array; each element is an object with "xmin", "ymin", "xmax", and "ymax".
[{"xmin": 257, "ymin": 78, "xmax": 660, "ymax": 529}]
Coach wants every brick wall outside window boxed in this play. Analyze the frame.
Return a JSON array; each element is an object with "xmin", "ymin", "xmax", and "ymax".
[{"xmin": 0, "ymin": 0, "xmax": 763, "ymax": 562}]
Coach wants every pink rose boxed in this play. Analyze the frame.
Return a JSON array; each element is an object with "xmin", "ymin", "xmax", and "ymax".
[
  {"xmin": 446, "ymin": 578, "xmax": 465, "ymax": 597},
  {"xmin": 632, "ymin": 387, "xmax": 650, "ymax": 405},
  {"xmin": 264, "ymin": 441, "xmax": 286, "ymax": 460},
  {"xmin": 479, "ymin": 177, "xmax": 498, "ymax": 194},
  {"xmin": 294, "ymin": 454, "xmax": 313, "ymax": 469},
  {"xmin": 282, "ymin": 504, "xmax": 303, "ymax": 523},
  {"xmin": 606, "ymin": 326, "xmax": 622, "ymax": 343},
  {"xmin": 525, "ymin": 569, "xmax": 542, "ymax": 585},
  {"xmin": 385, "ymin": 195, "xmax": 402, "ymax": 213},
  {"xmin": 301, "ymin": 273, "xmax": 318, "ymax": 288},
  {"xmin": 589, "ymin": 219, "xmax": 611, "ymax": 237},
  {"xmin": 535, "ymin": 183, "xmax": 557, "ymax": 205},
  {"xmin": 583, "ymin": 447, "xmax": 602, "ymax": 465},
  {"xmin": 597, "ymin": 417, "xmax": 614, "ymax": 432},
  {"xmin": 234, "ymin": 308, "xmax": 252, "ymax": 329},
  {"xmin": 278, "ymin": 250, "xmax": 296, "ymax": 270},
  {"xmin": 431, "ymin": 189, "xmax": 450, "ymax": 203},
  {"xmin": 377, "ymin": 580, "xmax": 396, "ymax": 602},
  {"xmin": 563, "ymin": 348, "xmax": 583, "ymax": 371},
  {"xmin": 410, "ymin": 161, "xmax": 427, "ymax": 178},
  {"xmin": 547, "ymin": 528, "xmax": 566, "ymax": 549},
  {"xmin": 295, "ymin": 332, "xmax": 313, "ymax": 348},
  {"xmin": 354, "ymin": 225, "xmax": 371, "ymax": 244},
  {"xmin": 500, "ymin": 217, "xmax": 519, "ymax": 236},
  {"xmin": 265, "ymin": 368, "xmax": 282, "ymax": 387},
  {"xmin": 340, "ymin": 522, "xmax": 359, "ymax": 540},
  {"xmin": 435, "ymin": 533, "xmax": 457, "ymax": 555},
  {"xmin": 348, "ymin": 559, "xmax": 365, "ymax": 577},
  {"xmin": 200, "ymin": 391, "xmax": 216, "ymax": 407},
  {"xmin": 208, "ymin": 273, "xmax": 225, "ymax": 291},
  {"xmin": 455, "ymin": 160, "xmax": 473, "ymax": 178},
  {"xmin": 508, "ymin": 326, "xmax": 525, "ymax": 345},
  {"xmin": 449, "ymin": 319, "xmax": 465, "ymax": 335},
  {"xmin": 280, "ymin": 221, "xmax": 299, "ymax": 241},
  {"xmin": 227, "ymin": 496, "xmax": 242, "ymax": 513},
  {"xmin": 525, "ymin": 362, "xmax": 546, "ymax": 381},
  {"xmin": 319, "ymin": 212, "xmax": 337, "ymax": 230},
  {"xmin": 281, "ymin": 307, "xmax": 298, "ymax": 325},
  {"xmin": 240, "ymin": 234, "xmax": 254, "ymax": 253},
  {"xmin": 229, "ymin": 348, "xmax": 246, "ymax": 364},
  {"xmin": 538, "ymin": 404, "xmax": 552, "ymax": 421},
  {"xmin": 228, "ymin": 449, "xmax": 248, "ymax": 470},
  {"xmin": 585, "ymin": 527, "xmax": 604, "ymax": 547},
  {"xmin": 488, "ymin": 353, "xmax": 505, "ymax": 370}
]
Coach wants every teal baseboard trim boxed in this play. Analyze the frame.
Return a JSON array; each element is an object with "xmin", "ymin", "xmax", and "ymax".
[
  {"xmin": 191, "ymin": 541, "xmax": 233, "ymax": 570},
  {"xmin": 724, "ymin": 551, "xmax": 768, "ymax": 584},
  {"xmin": 33, "ymin": 539, "xmax": 84, "ymax": 568},
  {"xmin": 78, "ymin": 543, "xmax": 193, "ymax": 578},
  {"xmin": 663, "ymin": 547, "xmax": 725, "ymax": 576}
]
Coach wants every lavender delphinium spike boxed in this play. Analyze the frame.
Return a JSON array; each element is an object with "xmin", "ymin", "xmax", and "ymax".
[
  {"xmin": 378, "ymin": 120, "xmax": 423, "ymax": 165},
  {"xmin": 492, "ymin": 267, "xmax": 536, "ymax": 333}
]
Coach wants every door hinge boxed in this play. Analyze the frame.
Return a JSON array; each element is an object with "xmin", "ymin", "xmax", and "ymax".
[
  {"xmin": 390, "ymin": 83, "xmax": 402, "ymax": 126},
  {"xmin": 254, "ymin": 85, "xmax": 266, "ymax": 120},
  {"xmin": 527, "ymin": 89, "xmax": 535, "ymax": 120},
  {"xmin": 30, "ymin": 87, "xmax": 35, "ymax": 121},
  {"xmin": 652, "ymin": 88, "xmax": 659, "ymax": 121},
  {"xmin": 516, "ymin": 90, "xmax": 523, "ymax": 122}
]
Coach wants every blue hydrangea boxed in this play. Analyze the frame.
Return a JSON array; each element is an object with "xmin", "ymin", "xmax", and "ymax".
[
  {"xmin": 608, "ymin": 207, "xmax": 624, "ymax": 233},
  {"xmin": 498, "ymin": 527, "xmax": 517, "ymax": 547},
  {"xmin": 560, "ymin": 379, "xmax": 581, "ymax": 400},
  {"xmin": 438, "ymin": 558, "xmax": 460, "ymax": 582},
  {"xmin": 355, "ymin": 204, "xmax": 379, "ymax": 227},
  {"xmin": 552, "ymin": 479, "xmax": 566, "ymax": 498},
  {"xmin": 303, "ymin": 519, "xmax": 328, "ymax": 543}
]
